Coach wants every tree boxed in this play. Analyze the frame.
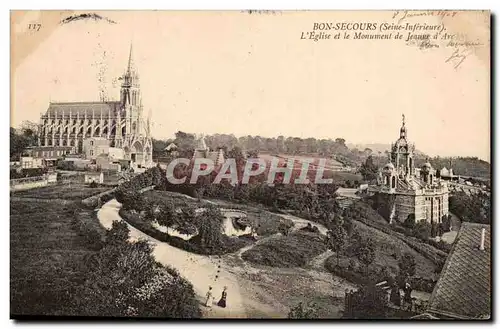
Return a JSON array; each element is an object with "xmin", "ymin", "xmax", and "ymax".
[
  {"xmin": 357, "ymin": 238, "xmax": 376, "ymax": 275},
  {"xmin": 440, "ymin": 214, "xmax": 451, "ymax": 232},
  {"xmin": 403, "ymin": 214, "xmax": 415, "ymax": 229},
  {"xmin": 195, "ymin": 206, "xmax": 224, "ymax": 250},
  {"xmin": 10, "ymin": 127, "xmax": 30, "ymax": 160},
  {"xmin": 105, "ymin": 221, "xmax": 130, "ymax": 245},
  {"xmin": 288, "ymin": 301, "xmax": 318, "ymax": 319},
  {"xmin": 413, "ymin": 221, "xmax": 432, "ymax": 240},
  {"xmin": 156, "ymin": 202, "xmax": 177, "ymax": 231},
  {"xmin": 398, "ymin": 252, "xmax": 416, "ymax": 279},
  {"xmin": 150, "ymin": 165, "xmax": 163, "ymax": 186},
  {"xmin": 359, "ymin": 155, "xmax": 379, "ymax": 182},
  {"xmin": 350, "ymin": 284, "xmax": 388, "ymax": 319},
  {"xmin": 326, "ymin": 217, "xmax": 348, "ymax": 267},
  {"xmin": 278, "ymin": 220, "xmax": 291, "ymax": 236},
  {"xmin": 389, "ymin": 281, "xmax": 401, "ymax": 306}
]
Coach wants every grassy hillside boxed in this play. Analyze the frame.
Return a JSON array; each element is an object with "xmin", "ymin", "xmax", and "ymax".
[{"xmin": 241, "ymin": 231, "xmax": 326, "ymax": 268}]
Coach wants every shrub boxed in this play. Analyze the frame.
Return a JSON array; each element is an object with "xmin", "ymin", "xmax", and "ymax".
[
  {"xmin": 71, "ymin": 210, "xmax": 105, "ymax": 251},
  {"xmin": 288, "ymin": 301, "xmax": 319, "ymax": 319},
  {"xmin": 409, "ymin": 276, "xmax": 437, "ymax": 293},
  {"xmin": 76, "ymin": 223, "xmax": 201, "ymax": 318}
]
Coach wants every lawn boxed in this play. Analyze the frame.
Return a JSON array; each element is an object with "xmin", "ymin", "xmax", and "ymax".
[
  {"xmin": 241, "ymin": 231, "xmax": 327, "ymax": 268},
  {"xmin": 10, "ymin": 200, "xmax": 103, "ymax": 316},
  {"xmin": 11, "ymin": 183, "xmax": 111, "ymax": 200}
]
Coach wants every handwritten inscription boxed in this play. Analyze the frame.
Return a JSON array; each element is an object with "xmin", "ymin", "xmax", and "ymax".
[
  {"xmin": 392, "ymin": 10, "xmax": 458, "ymax": 24},
  {"xmin": 299, "ymin": 11, "xmax": 487, "ymax": 70}
]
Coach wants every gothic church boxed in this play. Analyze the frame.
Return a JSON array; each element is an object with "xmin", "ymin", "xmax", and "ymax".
[{"xmin": 37, "ymin": 45, "xmax": 153, "ymax": 167}]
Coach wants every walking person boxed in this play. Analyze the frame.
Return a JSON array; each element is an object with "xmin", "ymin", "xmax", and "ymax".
[
  {"xmin": 205, "ymin": 286, "xmax": 214, "ymax": 307},
  {"xmin": 217, "ymin": 286, "xmax": 228, "ymax": 308}
]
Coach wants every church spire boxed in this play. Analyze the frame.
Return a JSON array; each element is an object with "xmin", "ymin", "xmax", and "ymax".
[
  {"xmin": 400, "ymin": 113, "xmax": 407, "ymax": 139},
  {"xmin": 127, "ymin": 43, "xmax": 135, "ymax": 74}
]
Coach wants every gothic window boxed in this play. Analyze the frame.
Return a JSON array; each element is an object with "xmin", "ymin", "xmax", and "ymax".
[
  {"xmin": 90, "ymin": 141, "xmax": 94, "ymax": 146},
  {"xmin": 73, "ymin": 119, "xmax": 77, "ymax": 125},
  {"xmin": 430, "ymin": 174, "xmax": 433, "ymax": 184},
  {"xmin": 95, "ymin": 127, "xmax": 100, "ymax": 135},
  {"xmin": 72, "ymin": 127, "xmax": 76, "ymax": 134},
  {"xmin": 132, "ymin": 122, "xmax": 136, "ymax": 132},
  {"xmin": 62, "ymin": 140, "xmax": 67, "ymax": 146},
  {"xmin": 103, "ymin": 127, "xmax": 108, "ymax": 135},
  {"xmin": 81, "ymin": 119, "xmax": 85, "ymax": 125},
  {"xmin": 70, "ymin": 140, "xmax": 75, "ymax": 146},
  {"xmin": 391, "ymin": 176, "xmax": 396, "ymax": 188}
]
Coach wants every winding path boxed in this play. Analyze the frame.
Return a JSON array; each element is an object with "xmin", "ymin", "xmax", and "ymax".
[
  {"xmin": 97, "ymin": 196, "xmax": 337, "ymax": 318},
  {"xmin": 97, "ymin": 199, "xmax": 247, "ymax": 318}
]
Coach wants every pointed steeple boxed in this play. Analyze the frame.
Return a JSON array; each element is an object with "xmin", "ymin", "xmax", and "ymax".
[
  {"xmin": 127, "ymin": 43, "xmax": 135, "ymax": 74},
  {"xmin": 400, "ymin": 113, "xmax": 407, "ymax": 139}
]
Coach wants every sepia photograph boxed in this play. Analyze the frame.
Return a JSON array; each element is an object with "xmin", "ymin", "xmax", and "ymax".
[{"xmin": 9, "ymin": 10, "xmax": 491, "ymax": 320}]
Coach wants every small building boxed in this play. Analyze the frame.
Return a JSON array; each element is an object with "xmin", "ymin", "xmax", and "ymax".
[
  {"xmin": 425, "ymin": 223, "xmax": 491, "ymax": 319},
  {"xmin": 164, "ymin": 142, "xmax": 178, "ymax": 152},
  {"xmin": 20, "ymin": 156, "xmax": 44, "ymax": 169},
  {"xmin": 25, "ymin": 145, "xmax": 74, "ymax": 159},
  {"xmin": 164, "ymin": 142, "xmax": 179, "ymax": 157},
  {"xmin": 96, "ymin": 154, "xmax": 122, "ymax": 172},
  {"xmin": 83, "ymin": 137, "xmax": 110, "ymax": 159},
  {"xmin": 357, "ymin": 183, "xmax": 369, "ymax": 194},
  {"xmin": 192, "ymin": 135, "xmax": 225, "ymax": 166},
  {"xmin": 84, "ymin": 172, "xmax": 104, "ymax": 184},
  {"xmin": 108, "ymin": 147, "xmax": 125, "ymax": 161}
]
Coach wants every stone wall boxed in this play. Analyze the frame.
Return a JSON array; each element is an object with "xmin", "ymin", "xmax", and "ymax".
[
  {"xmin": 395, "ymin": 194, "xmax": 416, "ymax": 223},
  {"xmin": 10, "ymin": 173, "xmax": 58, "ymax": 191}
]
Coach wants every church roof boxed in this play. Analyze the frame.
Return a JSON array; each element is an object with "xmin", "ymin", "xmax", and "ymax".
[
  {"xmin": 44, "ymin": 101, "xmax": 122, "ymax": 117},
  {"xmin": 427, "ymin": 223, "xmax": 491, "ymax": 319}
]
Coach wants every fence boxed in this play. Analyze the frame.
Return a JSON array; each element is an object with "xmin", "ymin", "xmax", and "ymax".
[{"xmin": 10, "ymin": 173, "xmax": 58, "ymax": 191}]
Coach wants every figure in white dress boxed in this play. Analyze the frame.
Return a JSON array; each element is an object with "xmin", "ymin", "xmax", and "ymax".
[{"xmin": 205, "ymin": 286, "xmax": 214, "ymax": 307}]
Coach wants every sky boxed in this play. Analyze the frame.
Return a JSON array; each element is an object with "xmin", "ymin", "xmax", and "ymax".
[{"xmin": 11, "ymin": 10, "xmax": 490, "ymax": 161}]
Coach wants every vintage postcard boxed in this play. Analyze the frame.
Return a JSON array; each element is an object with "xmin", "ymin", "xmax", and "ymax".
[{"xmin": 10, "ymin": 10, "xmax": 491, "ymax": 320}]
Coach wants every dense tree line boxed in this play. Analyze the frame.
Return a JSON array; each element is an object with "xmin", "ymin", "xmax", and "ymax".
[
  {"xmin": 424, "ymin": 156, "xmax": 490, "ymax": 179},
  {"xmin": 10, "ymin": 127, "xmax": 38, "ymax": 161},
  {"xmin": 155, "ymin": 131, "xmax": 371, "ymax": 167},
  {"xmin": 449, "ymin": 190, "xmax": 491, "ymax": 224}
]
